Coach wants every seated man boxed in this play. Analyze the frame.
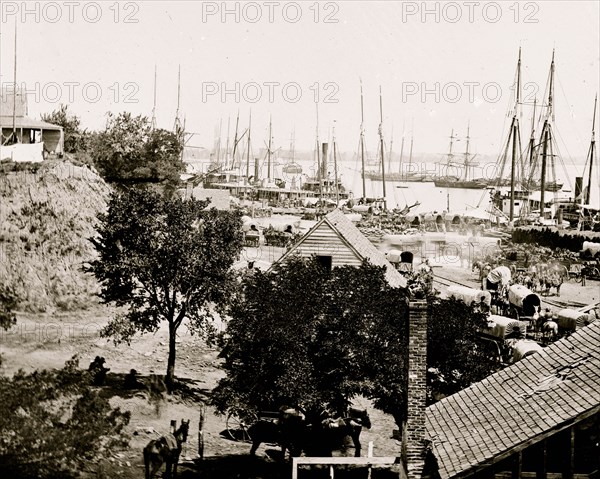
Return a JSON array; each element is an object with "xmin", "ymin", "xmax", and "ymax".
[{"xmin": 88, "ymin": 356, "xmax": 110, "ymax": 386}]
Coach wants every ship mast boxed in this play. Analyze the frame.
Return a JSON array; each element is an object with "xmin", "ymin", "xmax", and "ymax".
[
  {"xmin": 267, "ymin": 115, "xmax": 272, "ymax": 180},
  {"xmin": 539, "ymin": 50, "xmax": 555, "ymax": 220},
  {"xmin": 225, "ymin": 116, "xmax": 231, "ymax": 164},
  {"xmin": 379, "ymin": 86, "xmax": 387, "ymax": 210},
  {"xmin": 246, "ymin": 110, "xmax": 252, "ymax": 182},
  {"xmin": 216, "ymin": 119, "xmax": 222, "ymax": 165},
  {"xmin": 333, "ymin": 120, "xmax": 340, "ymax": 205},
  {"xmin": 399, "ymin": 121, "xmax": 405, "ymax": 176},
  {"xmin": 316, "ymin": 104, "xmax": 323, "ymax": 201},
  {"xmin": 388, "ymin": 125, "xmax": 394, "ymax": 172},
  {"xmin": 151, "ymin": 65, "xmax": 157, "ymax": 130},
  {"xmin": 359, "ymin": 80, "xmax": 366, "ymax": 199},
  {"xmin": 584, "ymin": 95, "xmax": 597, "ymax": 206},
  {"xmin": 447, "ymin": 129, "xmax": 455, "ymax": 165},
  {"xmin": 231, "ymin": 110, "xmax": 239, "ymax": 169},
  {"xmin": 509, "ymin": 48, "xmax": 522, "ymax": 222},
  {"xmin": 173, "ymin": 65, "xmax": 182, "ymax": 133},
  {"xmin": 527, "ymin": 98, "xmax": 537, "ymax": 185},
  {"xmin": 11, "ymin": 21, "xmax": 18, "ymax": 143},
  {"xmin": 463, "ymin": 123, "xmax": 471, "ymax": 181},
  {"xmin": 409, "ymin": 121, "xmax": 414, "ymax": 170}
]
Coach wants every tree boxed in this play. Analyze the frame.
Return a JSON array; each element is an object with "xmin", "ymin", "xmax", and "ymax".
[
  {"xmin": 426, "ymin": 296, "xmax": 498, "ymax": 400},
  {"xmin": 0, "ymin": 356, "xmax": 130, "ymax": 478},
  {"xmin": 41, "ymin": 104, "xmax": 89, "ymax": 154},
  {"xmin": 0, "ymin": 285, "xmax": 18, "ymax": 367},
  {"xmin": 0, "ymin": 284, "xmax": 17, "ymax": 331},
  {"xmin": 213, "ymin": 258, "xmax": 499, "ymax": 429},
  {"xmin": 91, "ymin": 112, "xmax": 185, "ymax": 192},
  {"xmin": 212, "ymin": 258, "xmax": 409, "ymax": 419},
  {"xmin": 87, "ymin": 189, "xmax": 243, "ymax": 391}
]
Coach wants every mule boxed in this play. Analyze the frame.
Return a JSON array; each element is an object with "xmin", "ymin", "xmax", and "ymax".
[{"xmin": 144, "ymin": 419, "xmax": 190, "ymax": 479}]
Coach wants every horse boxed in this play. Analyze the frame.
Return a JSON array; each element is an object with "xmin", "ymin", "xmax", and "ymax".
[
  {"xmin": 542, "ymin": 320, "xmax": 559, "ymax": 342},
  {"xmin": 248, "ymin": 406, "xmax": 308, "ymax": 459},
  {"xmin": 549, "ymin": 275, "xmax": 563, "ymax": 297},
  {"xmin": 144, "ymin": 419, "xmax": 190, "ymax": 479},
  {"xmin": 315, "ymin": 408, "xmax": 372, "ymax": 457},
  {"xmin": 473, "ymin": 261, "xmax": 490, "ymax": 281}
]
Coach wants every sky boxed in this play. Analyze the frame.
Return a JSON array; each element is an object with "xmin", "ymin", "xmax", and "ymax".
[{"xmin": 0, "ymin": 1, "xmax": 598, "ymax": 160}]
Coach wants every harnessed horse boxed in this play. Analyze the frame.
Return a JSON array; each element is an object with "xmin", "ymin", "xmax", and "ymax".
[
  {"xmin": 249, "ymin": 406, "xmax": 310, "ymax": 458},
  {"xmin": 143, "ymin": 419, "xmax": 190, "ymax": 479},
  {"xmin": 316, "ymin": 407, "xmax": 372, "ymax": 457},
  {"xmin": 472, "ymin": 261, "xmax": 491, "ymax": 282}
]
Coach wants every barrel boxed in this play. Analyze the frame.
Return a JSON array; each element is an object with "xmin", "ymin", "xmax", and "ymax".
[{"xmin": 352, "ymin": 205, "xmax": 373, "ymax": 214}]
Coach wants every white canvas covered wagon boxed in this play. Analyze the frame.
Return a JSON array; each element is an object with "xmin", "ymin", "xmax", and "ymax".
[
  {"xmin": 385, "ymin": 250, "xmax": 414, "ymax": 274},
  {"xmin": 482, "ymin": 314, "xmax": 528, "ymax": 340},
  {"xmin": 485, "ymin": 266, "xmax": 511, "ymax": 291},
  {"xmin": 512, "ymin": 339, "xmax": 544, "ymax": 362},
  {"xmin": 385, "ymin": 249, "xmax": 403, "ymax": 264},
  {"xmin": 556, "ymin": 308, "xmax": 597, "ymax": 332},
  {"xmin": 582, "ymin": 241, "xmax": 600, "ymax": 256},
  {"xmin": 447, "ymin": 285, "xmax": 492, "ymax": 307},
  {"xmin": 508, "ymin": 284, "xmax": 541, "ymax": 318}
]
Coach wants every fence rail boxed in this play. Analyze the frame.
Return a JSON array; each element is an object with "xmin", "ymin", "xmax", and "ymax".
[{"xmin": 291, "ymin": 456, "xmax": 399, "ymax": 479}]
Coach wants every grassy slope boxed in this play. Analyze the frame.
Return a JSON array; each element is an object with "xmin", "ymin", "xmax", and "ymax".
[{"xmin": 0, "ymin": 160, "xmax": 111, "ymax": 312}]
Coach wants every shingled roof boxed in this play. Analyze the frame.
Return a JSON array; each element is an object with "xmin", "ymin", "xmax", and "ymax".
[
  {"xmin": 277, "ymin": 208, "xmax": 407, "ymax": 289},
  {"xmin": 426, "ymin": 320, "xmax": 600, "ymax": 479}
]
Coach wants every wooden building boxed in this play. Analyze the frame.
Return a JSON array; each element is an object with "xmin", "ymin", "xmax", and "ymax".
[
  {"xmin": 1, "ymin": 89, "xmax": 63, "ymax": 161},
  {"xmin": 424, "ymin": 320, "xmax": 600, "ymax": 479},
  {"xmin": 276, "ymin": 208, "xmax": 407, "ymax": 288}
]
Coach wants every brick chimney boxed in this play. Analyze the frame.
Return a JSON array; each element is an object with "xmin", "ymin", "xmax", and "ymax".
[{"xmin": 402, "ymin": 300, "xmax": 428, "ymax": 479}]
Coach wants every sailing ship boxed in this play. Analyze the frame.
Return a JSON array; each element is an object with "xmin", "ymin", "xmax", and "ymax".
[
  {"xmin": 491, "ymin": 50, "xmax": 568, "ymax": 223},
  {"xmin": 363, "ymin": 124, "xmax": 430, "ymax": 182},
  {"xmin": 433, "ymin": 127, "xmax": 487, "ymax": 189},
  {"xmin": 554, "ymin": 95, "xmax": 598, "ymax": 229}
]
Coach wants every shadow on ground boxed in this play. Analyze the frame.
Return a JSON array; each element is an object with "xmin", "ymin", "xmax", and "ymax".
[{"xmin": 175, "ymin": 454, "xmax": 402, "ymax": 479}]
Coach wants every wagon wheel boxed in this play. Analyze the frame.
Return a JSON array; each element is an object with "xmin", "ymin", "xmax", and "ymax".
[{"xmin": 226, "ymin": 411, "xmax": 258, "ymax": 442}]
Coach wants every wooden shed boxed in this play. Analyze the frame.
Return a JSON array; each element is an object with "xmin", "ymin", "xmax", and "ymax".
[{"xmin": 275, "ymin": 208, "xmax": 407, "ymax": 288}]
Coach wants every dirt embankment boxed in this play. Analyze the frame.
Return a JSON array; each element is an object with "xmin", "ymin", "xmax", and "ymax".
[{"xmin": 0, "ymin": 160, "xmax": 111, "ymax": 312}]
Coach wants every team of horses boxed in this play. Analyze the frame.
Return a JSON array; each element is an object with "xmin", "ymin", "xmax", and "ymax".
[
  {"xmin": 248, "ymin": 406, "xmax": 372, "ymax": 459},
  {"xmin": 142, "ymin": 406, "xmax": 371, "ymax": 477}
]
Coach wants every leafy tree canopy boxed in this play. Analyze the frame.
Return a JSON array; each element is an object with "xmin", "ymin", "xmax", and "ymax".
[
  {"xmin": 0, "ymin": 356, "xmax": 130, "ymax": 479},
  {"xmin": 213, "ymin": 257, "xmax": 499, "ymax": 427},
  {"xmin": 212, "ymin": 257, "xmax": 409, "ymax": 420},
  {"xmin": 427, "ymin": 296, "xmax": 498, "ymax": 401},
  {"xmin": 87, "ymin": 189, "xmax": 243, "ymax": 390},
  {"xmin": 91, "ymin": 112, "xmax": 185, "ymax": 192}
]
